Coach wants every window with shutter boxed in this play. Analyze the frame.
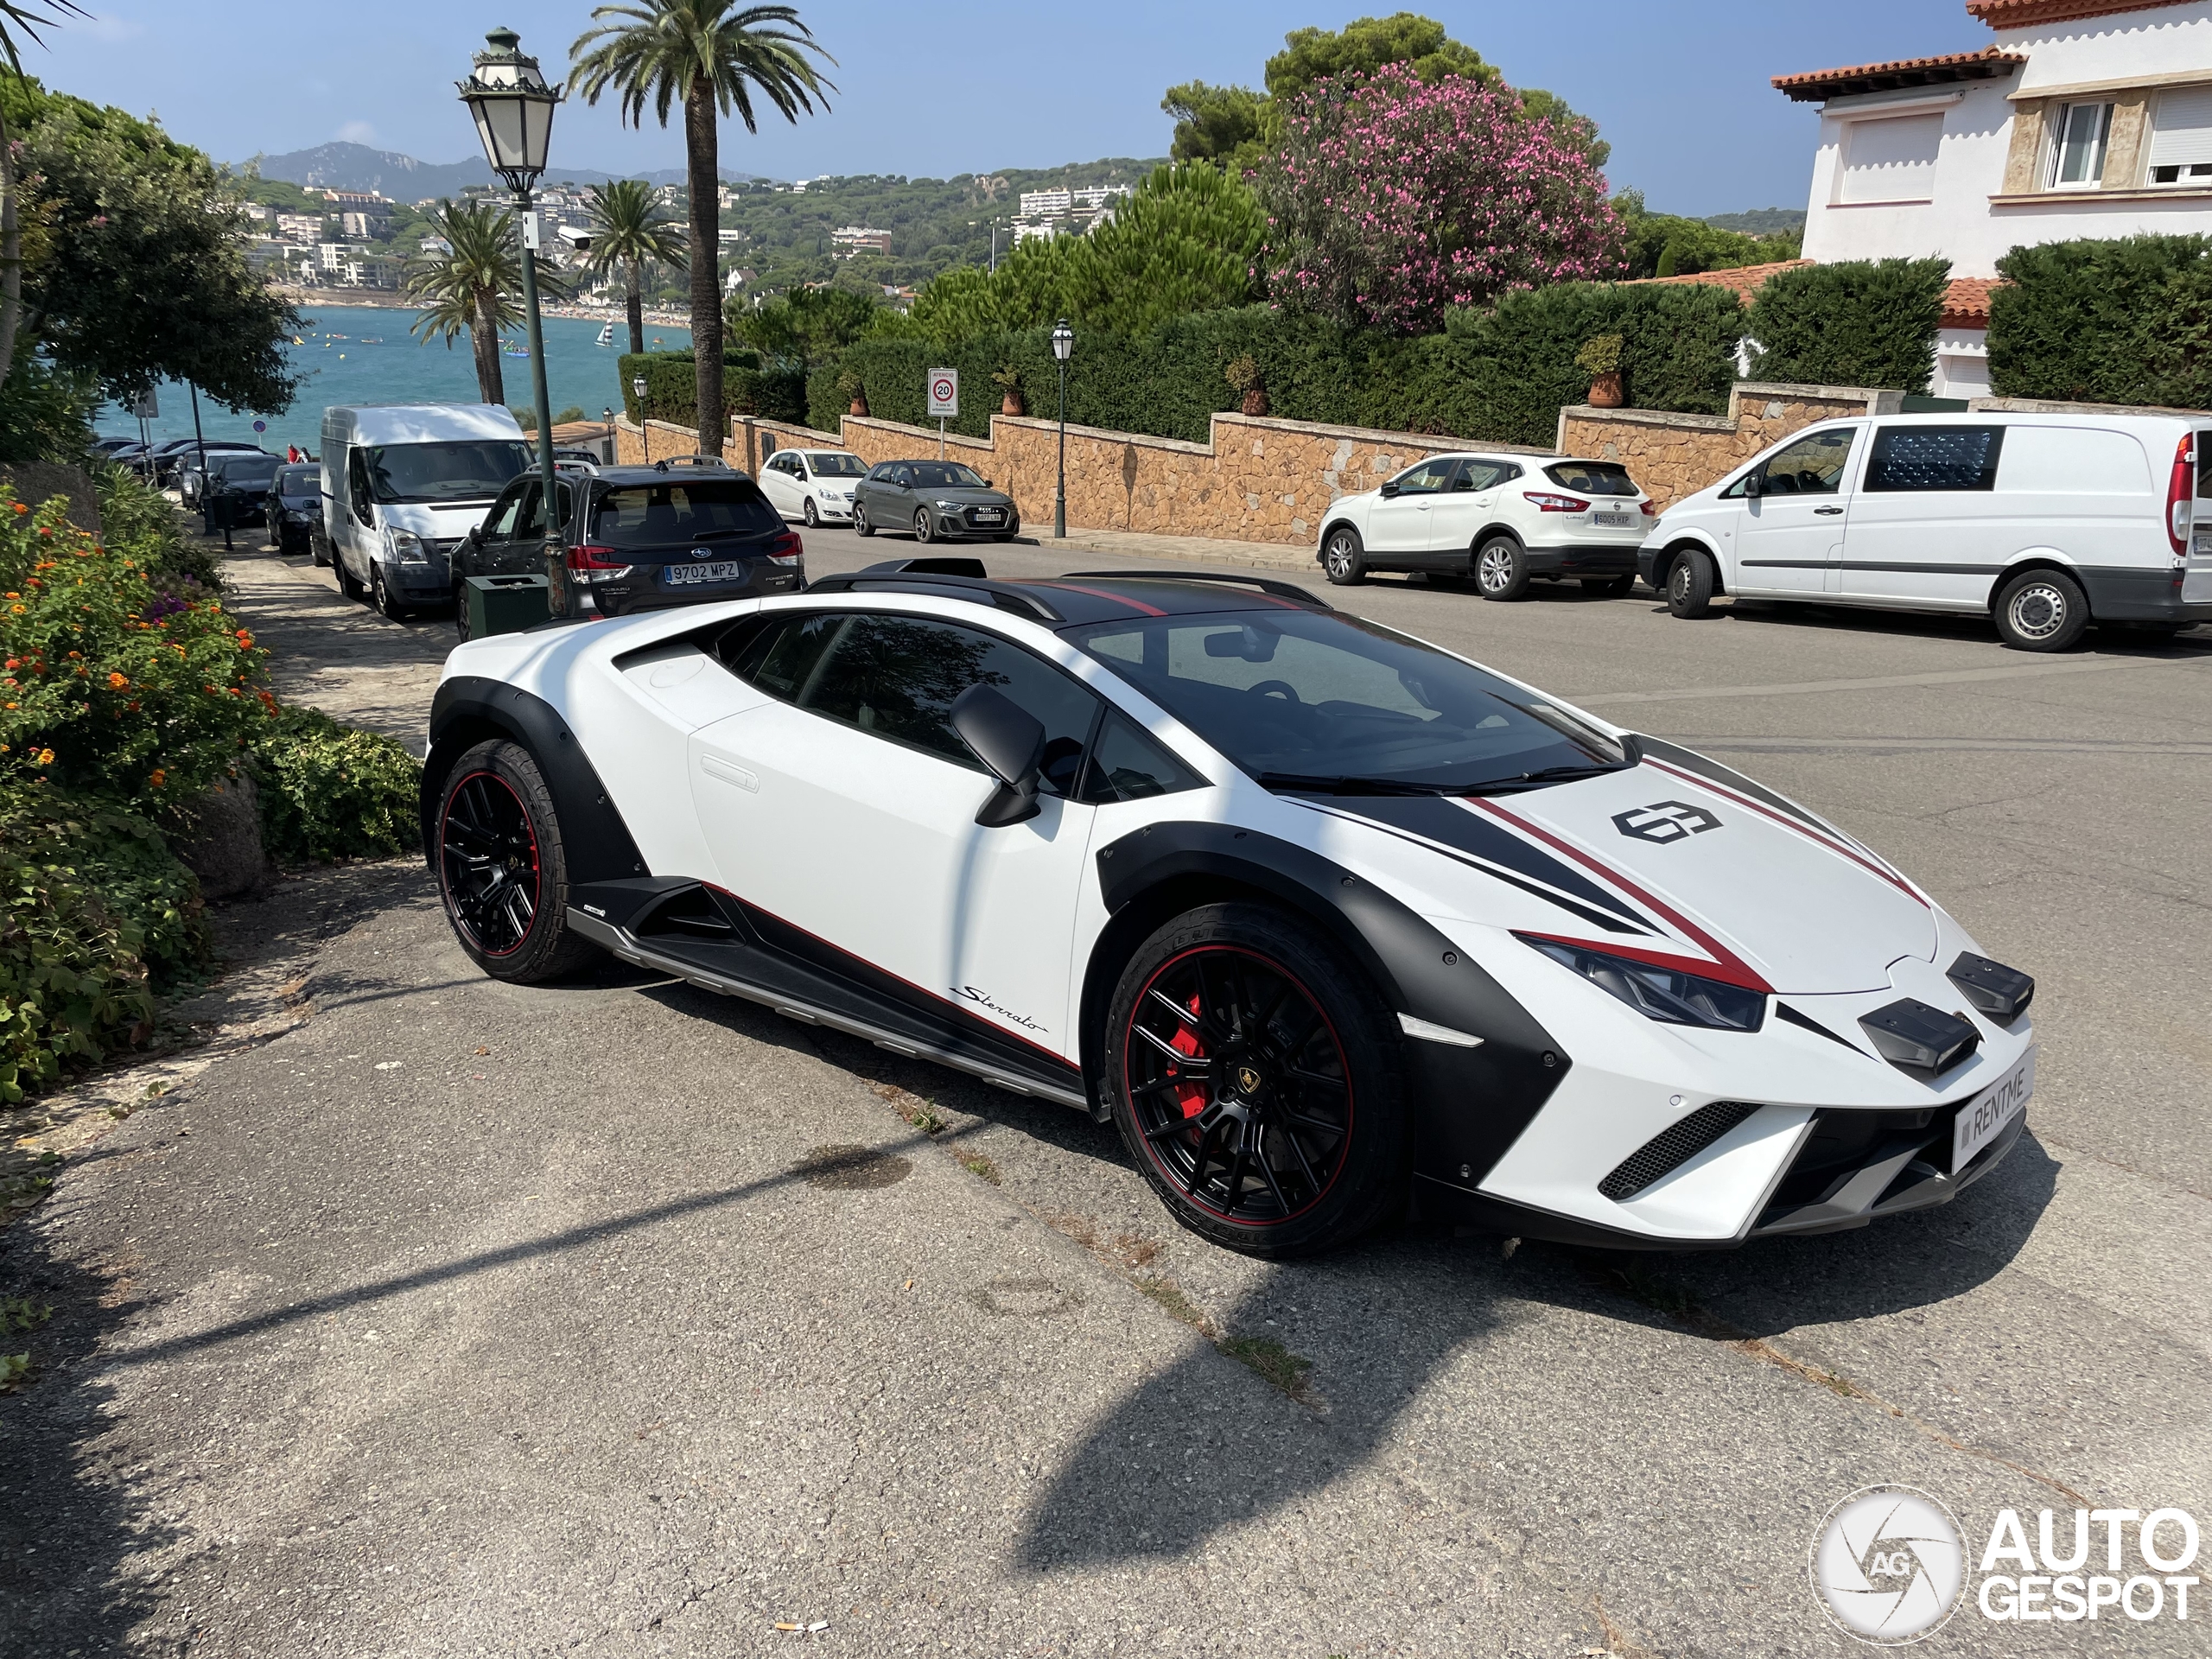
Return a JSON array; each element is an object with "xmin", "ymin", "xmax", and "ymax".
[
  {"xmin": 2147, "ymin": 86, "xmax": 2212, "ymax": 185},
  {"xmin": 1838, "ymin": 112, "xmax": 1945, "ymax": 204}
]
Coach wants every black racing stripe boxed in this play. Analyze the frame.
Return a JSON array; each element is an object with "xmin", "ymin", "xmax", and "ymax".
[
  {"xmin": 1634, "ymin": 735, "xmax": 1840, "ymax": 841},
  {"xmin": 1297, "ymin": 796, "xmax": 1651, "ymax": 933}
]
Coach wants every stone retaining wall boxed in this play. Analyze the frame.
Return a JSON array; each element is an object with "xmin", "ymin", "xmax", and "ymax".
[{"xmin": 1557, "ymin": 382, "xmax": 1904, "ymax": 511}]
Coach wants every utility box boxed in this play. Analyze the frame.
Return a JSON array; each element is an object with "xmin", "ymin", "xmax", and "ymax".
[{"xmin": 464, "ymin": 573, "xmax": 550, "ymax": 639}]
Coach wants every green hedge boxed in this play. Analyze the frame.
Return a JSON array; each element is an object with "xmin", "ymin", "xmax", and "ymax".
[
  {"xmin": 815, "ymin": 286, "xmax": 1745, "ymax": 451},
  {"xmin": 1988, "ymin": 235, "xmax": 2212, "ymax": 407},
  {"xmin": 251, "ymin": 706, "xmax": 421, "ymax": 865},
  {"xmin": 1747, "ymin": 258, "xmax": 1949, "ymax": 394},
  {"xmin": 618, "ymin": 348, "xmax": 807, "ymax": 435}
]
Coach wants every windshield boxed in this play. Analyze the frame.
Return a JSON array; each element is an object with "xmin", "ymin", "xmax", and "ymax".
[
  {"xmin": 1545, "ymin": 461, "xmax": 1639, "ymax": 497},
  {"xmin": 908, "ymin": 462, "xmax": 986, "ymax": 489},
  {"xmin": 276, "ymin": 466, "xmax": 320, "ymax": 493},
  {"xmin": 586, "ymin": 479, "xmax": 779, "ymax": 545},
  {"xmin": 1070, "ymin": 609, "xmax": 1628, "ymax": 793},
  {"xmin": 364, "ymin": 440, "xmax": 531, "ymax": 504},
  {"xmin": 214, "ymin": 456, "xmax": 281, "ymax": 483},
  {"xmin": 806, "ymin": 452, "xmax": 867, "ymax": 476}
]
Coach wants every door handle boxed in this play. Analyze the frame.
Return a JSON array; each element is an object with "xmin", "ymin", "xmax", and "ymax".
[
  {"xmin": 1815, "ymin": 505, "xmax": 1844, "ymax": 515},
  {"xmin": 700, "ymin": 754, "xmax": 759, "ymax": 792}
]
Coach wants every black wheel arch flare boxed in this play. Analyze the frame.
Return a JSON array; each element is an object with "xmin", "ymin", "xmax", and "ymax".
[
  {"xmin": 1086, "ymin": 819, "xmax": 1572, "ymax": 1190},
  {"xmin": 422, "ymin": 675, "xmax": 649, "ymax": 884}
]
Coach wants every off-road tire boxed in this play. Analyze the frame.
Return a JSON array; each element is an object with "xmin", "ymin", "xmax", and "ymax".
[
  {"xmin": 435, "ymin": 739, "xmax": 599, "ymax": 984},
  {"xmin": 1103, "ymin": 902, "xmax": 1407, "ymax": 1258}
]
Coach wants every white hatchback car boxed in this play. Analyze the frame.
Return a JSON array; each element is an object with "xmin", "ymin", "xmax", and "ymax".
[
  {"xmin": 1318, "ymin": 453, "xmax": 1656, "ymax": 599},
  {"xmin": 759, "ymin": 447, "xmax": 868, "ymax": 527}
]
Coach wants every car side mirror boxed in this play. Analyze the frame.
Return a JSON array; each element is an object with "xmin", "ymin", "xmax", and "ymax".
[
  {"xmin": 951, "ymin": 684, "xmax": 1045, "ymax": 828},
  {"xmin": 1378, "ymin": 480, "xmax": 1400, "ymax": 499},
  {"xmin": 1742, "ymin": 471, "xmax": 1763, "ymax": 499}
]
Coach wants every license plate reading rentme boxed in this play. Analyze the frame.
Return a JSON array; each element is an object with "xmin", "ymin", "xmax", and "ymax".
[
  {"xmin": 1592, "ymin": 512, "xmax": 1635, "ymax": 528},
  {"xmin": 1953, "ymin": 1049, "xmax": 2034, "ymax": 1171},
  {"xmin": 665, "ymin": 560, "xmax": 742, "ymax": 585}
]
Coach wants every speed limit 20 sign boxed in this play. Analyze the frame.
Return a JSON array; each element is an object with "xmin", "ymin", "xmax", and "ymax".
[{"xmin": 926, "ymin": 367, "xmax": 959, "ymax": 417}]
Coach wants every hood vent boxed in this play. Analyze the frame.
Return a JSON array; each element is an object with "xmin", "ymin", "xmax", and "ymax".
[
  {"xmin": 1946, "ymin": 952, "xmax": 2033, "ymax": 1025},
  {"xmin": 1858, "ymin": 997, "xmax": 1980, "ymax": 1077},
  {"xmin": 1599, "ymin": 1101, "xmax": 1760, "ymax": 1202}
]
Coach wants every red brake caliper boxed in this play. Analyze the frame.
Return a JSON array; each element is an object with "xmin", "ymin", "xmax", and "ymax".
[{"xmin": 1169, "ymin": 990, "xmax": 1208, "ymax": 1122}]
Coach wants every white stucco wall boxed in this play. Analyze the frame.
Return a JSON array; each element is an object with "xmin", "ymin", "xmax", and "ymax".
[{"xmin": 1799, "ymin": 1, "xmax": 2212, "ymax": 277}]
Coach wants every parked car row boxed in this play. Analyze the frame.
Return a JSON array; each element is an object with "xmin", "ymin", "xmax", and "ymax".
[{"xmin": 1313, "ymin": 410, "xmax": 2212, "ymax": 651}]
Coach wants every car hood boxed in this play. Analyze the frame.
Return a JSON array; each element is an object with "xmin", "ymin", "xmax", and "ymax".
[
  {"xmin": 381, "ymin": 501, "xmax": 501, "ymax": 538},
  {"xmin": 1316, "ymin": 754, "xmax": 1936, "ymax": 995}
]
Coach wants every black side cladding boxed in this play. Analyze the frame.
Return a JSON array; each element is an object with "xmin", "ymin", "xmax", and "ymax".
[
  {"xmin": 423, "ymin": 676, "xmax": 649, "ymax": 884},
  {"xmin": 1092, "ymin": 820, "xmax": 1571, "ymax": 1187}
]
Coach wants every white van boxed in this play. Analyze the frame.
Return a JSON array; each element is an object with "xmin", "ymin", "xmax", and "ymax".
[
  {"xmin": 320, "ymin": 404, "xmax": 533, "ymax": 619},
  {"xmin": 1638, "ymin": 411, "xmax": 2212, "ymax": 651}
]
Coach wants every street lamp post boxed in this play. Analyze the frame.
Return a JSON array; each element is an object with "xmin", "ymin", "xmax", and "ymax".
[
  {"xmin": 632, "ymin": 375, "xmax": 649, "ymax": 464},
  {"xmin": 1050, "ymin": 319, "xmax": 1073, "ymax": 540},
  {"xmin": 457, "ymin": 27, "xmax": 569, "ymax": 616},
  {"xmin": 602, "ymin": 405, "xmax": 614, "ymax": 465}
]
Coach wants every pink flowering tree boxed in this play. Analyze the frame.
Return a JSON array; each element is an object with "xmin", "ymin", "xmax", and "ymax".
[{"xmin": 1254, "ymin": 63, "xmax": 1627, "ymax": 334}]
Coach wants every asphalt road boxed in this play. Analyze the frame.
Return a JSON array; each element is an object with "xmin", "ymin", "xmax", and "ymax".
[{"xmin": 3, "ymin": 525, "xmax": 2208, "ymax": 1657}]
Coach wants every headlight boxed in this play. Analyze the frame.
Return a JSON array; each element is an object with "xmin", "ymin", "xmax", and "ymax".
[
  {"xmin": 935, "ymin": 499, "xmax": 959, "ymax": 510},
  {"xmin": 1522, "ymin": 937, "xmax": 1765, "ymax": 1032},
  {"xmin": 390, "ymin": 530, "xmax": 426, "ymax": 563}
]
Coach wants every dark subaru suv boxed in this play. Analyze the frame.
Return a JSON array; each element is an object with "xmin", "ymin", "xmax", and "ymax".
[{"xmin": 454, "ymin": 461, "xmax": 804, "ymax": 635}]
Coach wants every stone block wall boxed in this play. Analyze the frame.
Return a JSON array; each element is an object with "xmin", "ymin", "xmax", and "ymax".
[{"xmin": 1560, "ymin": 382, "xmax": 1904, "ymax": 511}]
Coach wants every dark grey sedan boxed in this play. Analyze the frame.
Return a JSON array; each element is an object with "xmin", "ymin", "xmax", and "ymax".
[{"xmin": 852, "ymin": 459, "xmax": 1020, "ymax": 543}]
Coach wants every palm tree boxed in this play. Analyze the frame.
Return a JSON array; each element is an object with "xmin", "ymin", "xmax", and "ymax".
[
  {"xmin": 0, "ymin": 2, "xmax": 86, "ymax": 392},
  {"xmin": 404, "ymin": 200, "xmax": 571, "ymax": 405},
  {"xmin": 581, "ymin": 178, "xmax": 687, "ymax": 356},
  {"xmin": 571, "ymin": 2, "xmax": 834, "ymax": 449}
]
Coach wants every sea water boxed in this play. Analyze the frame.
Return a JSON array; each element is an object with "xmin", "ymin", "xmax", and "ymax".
[{"xmin": 96, "ymin": 303, "xmax": 693, "ymax": 457}]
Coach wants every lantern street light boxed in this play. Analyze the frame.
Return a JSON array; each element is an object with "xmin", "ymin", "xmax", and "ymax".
[
  {"xmin": 602, "ymin": 406, "xmax": 615, "ymax": 466},
  {"xmin": 632, "ymin": 375, "xmax": 650, "ymax": 463},
  {"xmin": 458, "ymin": 26, "xmax": 570, "ymax": 615},
  {"xmin": 1050, "ymin": 319, "xmax": 1074, "ymax": 540}
]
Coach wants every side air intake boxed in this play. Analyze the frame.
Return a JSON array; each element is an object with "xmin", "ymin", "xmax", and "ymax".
[{"xmin": 1599, "ymin": 1102, "xmax": 1760, "ymax": 1202}]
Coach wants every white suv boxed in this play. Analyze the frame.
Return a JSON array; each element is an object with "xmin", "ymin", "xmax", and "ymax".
[
  {"xmin": 759, "ymin": 447, "xmax": 868, "ymax": 527},
  {"xmin": 1317, "ymin": 453, "xmax": 1655, "ymax": 598}
]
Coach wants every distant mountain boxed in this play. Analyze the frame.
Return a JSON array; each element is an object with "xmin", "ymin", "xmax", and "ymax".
[
  {"xmin": 238, "ymin": 141, "xmax": 769, "ymax": 200},
  {"xmin": 1703, "ymin": 207, "xmax": 1805, "ymax": 235}
]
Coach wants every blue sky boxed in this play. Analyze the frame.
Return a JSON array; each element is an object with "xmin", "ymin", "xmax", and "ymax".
[{"xmin": 35, "ymin": 2, "xmax": 1991, "ymax": 216}]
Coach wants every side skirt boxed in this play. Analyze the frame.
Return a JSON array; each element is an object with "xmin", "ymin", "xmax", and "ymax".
[{"xmin": 565, "ymin": 901, "xmax": 1091, "ymax": 1113}]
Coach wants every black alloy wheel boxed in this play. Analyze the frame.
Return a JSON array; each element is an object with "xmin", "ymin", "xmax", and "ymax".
[
  {"xmin": 1106, "ymin": 903, "xmax": 1405, "ymax": 1256},
  {"xmin": 436, "ymin": 740, "xmax": 597, "ymax": 982}
]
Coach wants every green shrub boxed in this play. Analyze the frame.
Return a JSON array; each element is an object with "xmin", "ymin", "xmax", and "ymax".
[
  {"xmin": 617, "ymin": 347, "xmax": 805, "ymax": 436},
  {"xmin": 251, "ymin": 705, "xmax": 421, "ymax": 864},
  {"xmin": 820, "ymin": 286, "xmax": 1744, "ymax": 451},
  {"xmin": 1746, "ymin": 258, "xmax": 1949, "ymax": 393},
  {"xmin": 1987, "ymin": 234, "xmax": 2212, "ymax": 407},
  {"xmin": 92, "ymin": 459, "xmax": 219, "ymax": 588},
  {"xmin": 0, "ymin": 785, "xmax": 206, "ymax": 1101}
]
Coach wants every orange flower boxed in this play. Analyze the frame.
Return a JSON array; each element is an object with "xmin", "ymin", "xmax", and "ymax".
[
  {"xmin": 5, "ymin": 606, "xmax": 19, "ymax": 617},
  {"xmin": 32, "ymin": 747, "xmax": 53, "ymax": 766},
  {"xmin": 234, "ymin": 629, "xmax": 254, "ymax": 647},
  {"xmin": 10, "ymin": 501, "xmax": 25, "ymax": 514},
  {"xmin": 3, "ymin": 659, "xmax": 15, "ymax": 670},
  {"xmin": 67, "ymin": 651, "xmax": 79, "ymax": 659},
  {"xmin": 148, "ymin": 767, "xmax": 165, "ymax": 788},
  {"xmin": 3, "ymin": 592, "xmax": 16, "ymax": 599},
  {"xmin": 106, "ymin": 671, "xmax": 128, "ymax": 690}
]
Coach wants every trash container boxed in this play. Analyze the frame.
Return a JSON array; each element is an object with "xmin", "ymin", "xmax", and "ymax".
[{"xmin": 464, "ymin": 573, "xmax": 550, "ymax": 639}]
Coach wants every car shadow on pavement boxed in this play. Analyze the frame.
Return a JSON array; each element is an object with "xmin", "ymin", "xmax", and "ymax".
[{"xmin": 1719, "ymin": 599, "xmax": 2212, "ymax": 654}]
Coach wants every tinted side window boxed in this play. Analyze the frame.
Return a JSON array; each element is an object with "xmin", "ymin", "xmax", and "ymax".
[
  {"xmin": 729, "ymin": 611, "xmax": 844, "ymax": 702},
  {"xmin": 1459, "ymin": 461, "xmax": 1510, "ymax": 492},
  {"xmin": 798, "ymin": 615, "xmax": 1101, "ymax": 791},
  {"xmin": 1392, "ymin": 458, "xmax": 1456, "ymax": 495},
  {"xmin": 1864, "ymin": 425, "xmax": 2005, "ymax": 493},
  {"xmin": 1755, "ymin": 428, "xmax": 1856, "ymax": 496},
  {"xmin": 482, "ymin": 485, "xmax": 528, "ymax": 540},
  {"xmin": 1079, "ymin": 714, "xmax": 1203, "ymax": 804}
]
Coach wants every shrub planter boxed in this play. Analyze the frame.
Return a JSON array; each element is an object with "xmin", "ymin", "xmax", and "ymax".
[
  {"xmin": 1241, "ymin": 387, "xmax": 1270, "ymax": 416},
  {"xmin": 849, "ymin": 394, "xmax": 868, "ymax": 417},
  {"xmin": 1587, "ymin": 371, "xmax": 1624, "ymax": 408},
  {"xmin": 1001, "ymin": 390, "xmax": 1025, "ymax": 416}
]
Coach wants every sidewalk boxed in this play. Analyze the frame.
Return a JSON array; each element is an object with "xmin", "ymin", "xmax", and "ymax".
[{"xmin": 1044, "ymin": 524, "xmax": 1315, "ymax": 575}]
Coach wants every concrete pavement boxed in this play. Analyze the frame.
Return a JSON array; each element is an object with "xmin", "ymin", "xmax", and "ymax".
[{"xmin": 3, "ymin": 523, "xmax": 2205, "ymax": 1656}]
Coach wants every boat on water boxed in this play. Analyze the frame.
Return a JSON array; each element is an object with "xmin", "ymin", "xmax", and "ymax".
[
  {"xmin": 502, "ymin": 344, "xmax": 530, "ymax": 359},
  {"xmin": 594, "ymin": 323, "xmax": 613, "ymax": 347}
]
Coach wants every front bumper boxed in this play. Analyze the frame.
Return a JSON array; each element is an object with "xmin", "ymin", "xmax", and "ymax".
[
  {"xmin": 931, "ymin": 508, "xmax": 1019, "ymax": 540},
  {"xmin": 1525, "ymin": 541, "xmax": 1643, "ymax": 577}
]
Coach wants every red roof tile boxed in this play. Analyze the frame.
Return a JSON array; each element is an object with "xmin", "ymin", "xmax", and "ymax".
[
  {"xmin": 1622, "ymin": 260, "xmax": 1812, "ymax": 299},
  {"xmin": 1967, "ymin": 0, "xmax": 2185, "ymax": 29},
  {"xmin": 1941, "ymin": 276, "xmax": 2004, "ymax": 326},
  {"xmin": 1773, "ymin": 45, "xmax": 2024, "ymax": 102}
]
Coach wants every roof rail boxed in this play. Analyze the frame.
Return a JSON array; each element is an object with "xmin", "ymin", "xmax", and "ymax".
[
  {"xmin": 1057, "ymin": 569, "xmax": 1333, "ymax": 610},
  {"xmin": 652, "ymin": 453, "xmax": 732, "ymax": 472},
  {"xmin": 803, "ymin": 569, "xmax": 1064, "ymax": 625}
]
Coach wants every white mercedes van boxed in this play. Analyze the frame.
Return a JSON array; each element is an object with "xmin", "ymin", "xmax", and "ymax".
[
  {"xmin": 320, "ymin": 404, "xmax": 532, "ymax": 619},
  {"xmin": 1638, "ymin": 411, "xmax": 2212, "ymax": 651}
]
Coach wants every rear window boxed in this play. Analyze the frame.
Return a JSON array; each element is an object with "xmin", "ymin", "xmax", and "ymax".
[
  {"xmin": 1864, "ymin": 426, "xmax": 2004, "ymax": 493},
  {"xmin": 587, "ymin": 479, "xmax": 779, "ymax": 545},
  {"xmin": 1545, "ymin": 461, "xmax": 1638, "ymax": 497}
]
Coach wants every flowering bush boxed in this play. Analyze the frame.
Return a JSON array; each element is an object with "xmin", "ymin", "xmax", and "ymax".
[
  {"xmin": 0, "ymin": 490, "xmax": 272, "ymax": 814},
  {"xmin": 253, "ymin": 706, "xmax": 422, "ymax": 864},
  {"xmin": 1255, "ymin": 63, "xmax": 1626, "ymax": 334}
]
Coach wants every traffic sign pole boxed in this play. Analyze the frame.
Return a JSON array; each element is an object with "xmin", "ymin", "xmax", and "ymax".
[{"xmin": 926, "ymin": 368, "xmax": 958, "ymax": 461}]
